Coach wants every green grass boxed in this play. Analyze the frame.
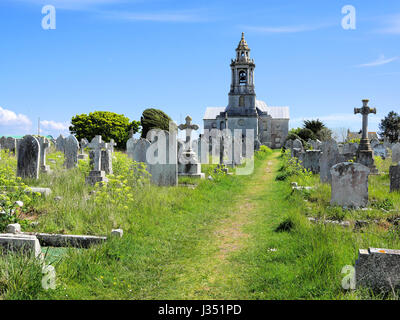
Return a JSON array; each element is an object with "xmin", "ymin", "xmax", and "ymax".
[{"xmin": 0, "ymin": 147, "xmax": 399, "ymax": 300}]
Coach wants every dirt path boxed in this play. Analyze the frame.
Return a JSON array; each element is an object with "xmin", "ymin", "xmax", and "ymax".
[{"xmin": 172, "ymin": 153, "xmax": 280, "ymax": 299}]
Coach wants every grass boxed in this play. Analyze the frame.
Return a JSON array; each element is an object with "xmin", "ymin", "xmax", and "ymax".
[{"xmin": 0, "ymin": 147, "xmax": 399, "ymax": 300}]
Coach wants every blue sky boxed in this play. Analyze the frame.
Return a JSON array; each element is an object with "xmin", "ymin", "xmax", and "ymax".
[{"xmin": 0, "ymin": 0, "xmax": 399, "ymax": 138}]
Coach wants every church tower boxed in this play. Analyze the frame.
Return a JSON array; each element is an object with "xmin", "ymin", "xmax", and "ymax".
[{"xmin": 226, "ymin": 32, "xmax": 257, "ymax": 116}]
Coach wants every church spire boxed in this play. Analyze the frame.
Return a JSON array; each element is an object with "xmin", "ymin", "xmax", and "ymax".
[{"xmin": 236, "ymin": 32, "xmax": 249, "ymax": 51}]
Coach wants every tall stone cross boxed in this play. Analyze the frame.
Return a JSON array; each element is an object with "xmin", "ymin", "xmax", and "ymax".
[
  {"xmin": 354, "ymin": 99, "xmax": 377, "ymax": 141},
  {"xmin": 178, "ymin": 116, "xmax": 199, "ymax": 152},
  {"xmin": 87, "ymin": 135, "xmax": 107, "ymax": 171},
  {"xmin": 39, "ymin": 137, "xmax": 50, "ymax": 172}
]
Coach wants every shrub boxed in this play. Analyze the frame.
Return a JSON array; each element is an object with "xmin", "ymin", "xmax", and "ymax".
[
  {"xmin": 70, "ymin": 111, "xmax": 140, "ymax": 149},
  {"xmin": 140, "ymin": 108, "xmax": 174, "ymax": 139}
]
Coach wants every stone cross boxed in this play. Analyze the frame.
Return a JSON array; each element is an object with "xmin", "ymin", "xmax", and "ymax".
[
  {"xmin": 108, "ymin": 139, "xmax": 117, "ymax": 153},
  {"xmin": 39, "ymin": 137, "xmax": 50, "ymax": 173},
  {"xmin": 87, "ymin": 135, "xmax": 107, "ymax": 171},
  {"xmin": 80, "ymin": 138, "xmax": 88, "ymax": 154},
  {"xmin": 178, "ymin": 116, "xmax": 199, "ymax": 152},
  {"xmin": 354, "ymin": 99, "xmax": 377, "ymax": 141}
]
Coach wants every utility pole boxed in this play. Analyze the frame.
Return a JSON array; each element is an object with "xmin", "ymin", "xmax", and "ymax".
[{"xmin": 38, "ymin": 117, "xmax": 40, "ymax": 136}]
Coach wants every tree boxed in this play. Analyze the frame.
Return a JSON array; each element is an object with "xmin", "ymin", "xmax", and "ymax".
[
  {"xmin": 379, "ymin": 111, "xmax": 400, "ymax": 143},
  {"xmin": 140, "ymin": 108, "xmax": 174, "ymax": 139},
  {"xmin": 318, "ymin": 127, "xmax": 333, "ymax": 141},
  {"xmin": 297, "ymin": 128, "xmax": 316, "ymax": 141},
  {"xmin": 303, "ymin": 119, "xmax": 326, "ymax": 136},
  {"xmin": 69, "ymin": 111, "xmax": 140, "ymax": 149}
]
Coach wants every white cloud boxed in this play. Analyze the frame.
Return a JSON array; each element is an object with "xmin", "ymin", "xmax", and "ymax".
[
  {"xmin": 0, "ymin": 106, "xmax": 32, "ymax": 127},
  {"xmin": 376, "ymin": 14, "xmax": 400, "ymax": 34},
  {"xmin": 356, "ymin": 54, "xmax": 399, "ymax": 68},
  {"xmin": 103, "ymin": 9, "xmax": 207, "ymax": 23},
  {"xmin": 40, "ymin": 120, "xmax": 70, "ymax": 131},
  {"xmin": 241, "ymin": 23, "xmax": 330, "ymax": 34}
]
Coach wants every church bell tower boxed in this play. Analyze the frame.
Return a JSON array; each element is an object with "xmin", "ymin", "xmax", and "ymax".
[{"xmin": 226, "ymin": 33, "xmax": 257, "ymax": 116}]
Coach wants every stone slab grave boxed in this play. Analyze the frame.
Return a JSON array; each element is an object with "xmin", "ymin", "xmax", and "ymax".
[
  {"xmin": 390, "ymin": 165, "xmax": 400, "ymax": 192},
  {"xmin": 127, "ymin": 138, "xmax": 149, "ymax": 163},
  {"xmin": 319, "ymin": 140, "xmax": 342, "ymax": 184},
  {"xmin": 302, "ymin": 150, "xmax": 321, "ymax": 174},
  {"xmin": 330, "ymin": 162, "xmax": 370, "ymax": 208},
  {"xmin": 64, "ymin": 135, "xmax": 79, "ymax": 169},
  {"xmin": 56, "ymin": 134, "xmax": 66, "ymax": 153},
  {"xmin": 86, "ymin": 135, "xmax": 109, "ymax": 185},
  {"xmin": 146, "ymin": 129, "xmax": 178, "ymax": 186},
  {"xmin": 392, "ymin": 143, "xmax": 400, "ymax": 164},
  {"xmin": 38, "ymin": 136, "xmax": 51, "ymax": 174},
  {"xmin": 0, "ymin": 233, "xmax": 42, "ymax": 258},
  {"xmin": 177, "ymin": 115, "xmax": 205, "ymax": 179},
  {"xmin": 356, "ymin": 248, "xmax": 400, "ymax": 292},
  {"xmin": 0, "ymin": 136, "xmax": 17, "ymax": 154},
  {"xmin": 17, "ymin": 135, "xmax": 40, "ymax": 180}
]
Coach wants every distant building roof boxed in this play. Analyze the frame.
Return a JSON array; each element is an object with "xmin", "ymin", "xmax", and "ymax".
[
  {"xmin": 347, "ymin": 131, "xmax": 378, "ymax": 141},
  {"xmin": 203, "ymin": 100, "xmax": 290, "ymax": 120}
]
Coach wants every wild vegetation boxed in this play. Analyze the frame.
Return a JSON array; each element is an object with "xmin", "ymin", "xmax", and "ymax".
[{"xmin": 0, "ymin": 146, "xmax": 399, "ymax": 300}]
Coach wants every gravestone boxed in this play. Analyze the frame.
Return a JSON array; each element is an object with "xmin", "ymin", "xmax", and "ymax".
[
  {"xmin": 354, "ymin": 100, "xmax": 378, "ymax": 174},
  {"xmin": 392, "ymin": 143, "xmax": 400, "ymax": 163},
  {"xmin": 342, "ymin": 143, "xmax": 358, "ymax": 155},
  {"xmin": 373, "ymin": 144, "xmax": 387, "ymax": 158},
  {"xmin": 370, "ymin": 138, "xmax": 380, "ymax": 149},
  {"xmin": 108, "ymin": 139, "xmax": 117, "ymax": 153},
  {"xmin": 56, "ymin": 134, "xmax": 66, "ymax": 153},
  {"xmin": 330, "ymin": 162, "xmax": 370, "ymax": 208},
  {"xmin": 0, "ymin": 137, "xmax": 17, "ymax": 154},
  {"xmin": 389, "ymin": 165, "xmax": 400, "ymax": 192},
  {"xmin": 292, "ymin": 139, "xmax": 303, "ymax": 150},
  {"xmin": 64, "ymin": 135, "xmax": 79, "ymax": 169},
  {"xmin": 146, "ymin": 129, "xmax": 178, "ymax": 186},
  {"xmin": 78, "ymin": 138, "xmax": 89, "ymax": 160},
  {"xmin": 356, "ymin": 248, "xmax": 400, "ymax": 292},
  {"xmin": 302, "ymin": 150, "xmax": 321, "ymax": 174},
  {"xmin": 17, "ymin": 135, "xmax": 40, "ymax": 179},
  {"xmin": 309, "ymin": 139, "xmax": 322, "ymax": 150},
  {"xmin": 85, "ymin": 135, "xmax": 108, "ymax": 185},
  {"xmin": 127, "ymin": 138, "xmax": 150, "ymax": 163},
  {"xmin": 284, "ymin": 139, "xmax": 293, "ymax": 150},
  {"xmin": 319, "ymin": 140, "xmax": 342, "ymax": 184},
  {"xmin": 177, "ymin": 116, "xmax": 204, "ymax": 179},
  {"xmin": 101, "ymin": 149, "xmax": 113, "ymax": 174},
  {"xmin": 292, "ymin": 148, "xmax": 305, "ymax": 163},
  {"xmin": 38, "ymin": 137, "xmax": 51, "ymax": 174}
]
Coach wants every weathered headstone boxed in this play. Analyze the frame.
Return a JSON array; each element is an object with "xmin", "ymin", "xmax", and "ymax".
[
  {"xmin": 56, "ymin": 134, "xmax": 66, "ymax": 153},
  {"xmin": 302, "ymin": 150, "xmax": 321, "ymax": 174},
  {"xmin": 342, "ymin": 143, "xmax": 358, "ymax": 155},
  {"xmin": 85, "ymin": 135, "xmax": 108, "ymax": 185},
  {"xmin": 38, "ymin": 137, "xmax": 51, "ymax": 173},
  {"xmin": 64, "ymin": 135, "xmax": 79, "ymax": 169},
  {"xmin": 101, "ymin": 149, "xmax": 113, "ymax": 174},
  {"xmin": 356, "ymin": 248, "xmax": 400, "ymax": 292},
  {"xmin": 17, "ymin": 135, "xmax": 40, "ymax": 179},
  {"xmin": 309, "ymin": 139, "xmax": 322, "ymax": 150},
  {"xmin": 293, "ymin": 139, "xmax": 303, "ymax": 150},
  {"xmin": 127, "ymin": 138, "xmax": 149, "ymax": 163},
  {"xmin": 146, "ymin": 129, "xmax": 178, "ymax": 186},
  {"xmin": 319, "ymin": 140, "xmax": 342, "ymax": 184},
  {"xmin": 330, "ymin": 162, "xmax": 370, "ymax": 208},
  {"xmin": 0, "ymin": 137, "xmax": 17, "ymax": 154},
  {"xmin": 392, "ymin": 143, "xmax": 400, "ymax": 164},
  {"xmin": 390, "ymin": 165, "xmax": 400, "ymax": 192},
  {"xmin": 0, "ymin": 234, "xmax": 42, "ymax": 258}
]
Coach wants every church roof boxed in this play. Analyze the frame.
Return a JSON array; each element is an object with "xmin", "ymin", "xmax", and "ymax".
[
  {"xmin": 203, "ymin": 107, "xmax": 226, "ymax": 120},
  {"xmin": 236, "ymin": 32, "xmax": 250, "ymax": 51},
  {"xmin": 203, "ymin": 101, "xmax": 290, "ymax": 120},
  {"xmin": 256, "ymin": 100, "xmax": 290, "ymax": 119}
]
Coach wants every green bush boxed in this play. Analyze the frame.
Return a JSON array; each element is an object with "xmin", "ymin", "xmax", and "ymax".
[
  {"xmin": 70, "ymin": 111, "xmax": 140, "ymax": 149},
  {"xmin": 140, "ymin": 108, "xmax": 174, "ymax": 139}
]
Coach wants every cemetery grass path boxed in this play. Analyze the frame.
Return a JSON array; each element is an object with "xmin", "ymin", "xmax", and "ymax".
[{"xmin": 161, "ymin": 152, "xmax": 282, "ymax": 299}]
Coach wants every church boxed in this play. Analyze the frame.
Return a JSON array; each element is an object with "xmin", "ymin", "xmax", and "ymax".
[{"xmin": 203, "ymin": 33, "xmax": 290, "ymax": 149}]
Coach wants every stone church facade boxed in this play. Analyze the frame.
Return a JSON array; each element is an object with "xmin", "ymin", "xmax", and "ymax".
[{"xmin": 203, "ymin": 33, "xmax": 289, "ymax": 149}]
